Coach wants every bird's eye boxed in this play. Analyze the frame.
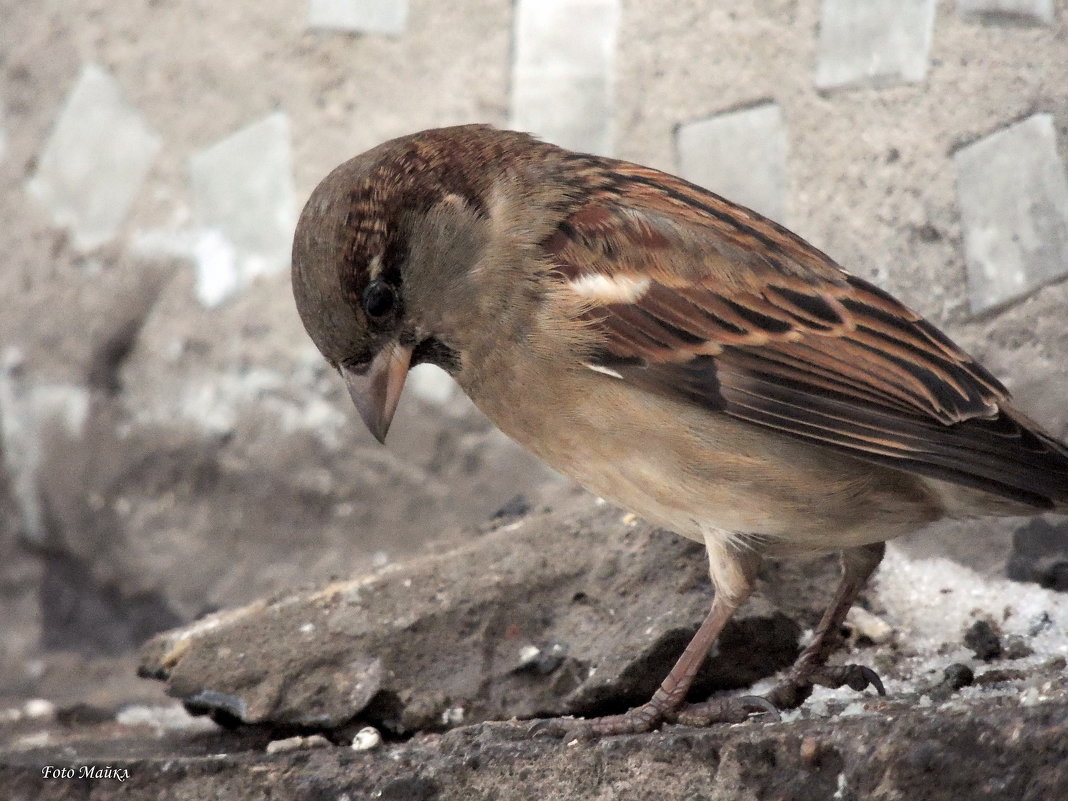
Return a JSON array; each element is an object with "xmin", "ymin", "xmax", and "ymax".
[{"xmin": 362, "ymin": 281, "xmax": 397, "ymax": 320}]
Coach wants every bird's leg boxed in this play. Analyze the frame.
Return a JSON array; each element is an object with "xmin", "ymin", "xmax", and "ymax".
[
  {"xmin": 533, "ymin": 548, "xmax": 761, "ymax": 739},
  {"xmin": 764, "ymin": 541, "xmax": 886, "ymax": 708},
  {"xmin": 675, "ymin": 542, "xmax": 887, "ymax": 726}
]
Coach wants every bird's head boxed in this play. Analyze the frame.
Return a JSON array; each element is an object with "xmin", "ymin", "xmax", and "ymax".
[{"xmin": 291, "ymin": 125, "xmax": 549, "ymax": 442}]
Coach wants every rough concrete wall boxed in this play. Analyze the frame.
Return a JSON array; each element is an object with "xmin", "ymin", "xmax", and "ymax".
[{"xmin": 1, "ymin": 0, "xmax": 1066, "ymax": 712}]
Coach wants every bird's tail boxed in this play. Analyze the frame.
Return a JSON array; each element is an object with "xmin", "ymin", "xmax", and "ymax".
[{"xmin": 962, "ymin": 404, "xmax": 1068, "ymax": 514}]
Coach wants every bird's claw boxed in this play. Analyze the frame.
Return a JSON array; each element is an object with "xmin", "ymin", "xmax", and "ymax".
[
  {"xmin": 767, "ymin": 662, "xmax": 886, "ymax": 709},
  {"xmin": 527, "ymin": 703, "xmax": 666, "ymax": 739},
  {"xmin": 813, "ymin": 663, "xmax": 886, "ymax": 695},
  {"xmin": 527, "ymin": 717, "xmax": 585, "ymax": 740},
  {"xmin": 669, "ymin": 694, "xmax": 781, "ymax": 726}
]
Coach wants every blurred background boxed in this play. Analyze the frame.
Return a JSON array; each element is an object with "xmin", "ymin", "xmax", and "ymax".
[{"xmin": 1, "ymin": 0, "xmax": 1066, "ymax": 713}]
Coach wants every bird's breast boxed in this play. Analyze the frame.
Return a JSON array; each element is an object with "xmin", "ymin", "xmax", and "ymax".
[{"xmin": 463, "ymin": 359, "xmax": 942, "ymax": 551}]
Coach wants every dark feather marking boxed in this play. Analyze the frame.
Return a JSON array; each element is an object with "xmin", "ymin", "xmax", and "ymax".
[
  {"xmin": 722, "ymin": 345, "xmax": 933, "ymax": 418},
  {"xmin": 718, "ymin": 297, "xmax": 796, "ymax": 335},
  {"xmin": 412, "ymin": 336, "xmax": 460, "ymax": 373},
  {"xmin": 624, "ymin": 356, "xmax": 726, "ymax": 411},
  {"xmin": 632, "ymin": 307, "xmax": 707, "ymax": 346},
  {"xmin": 768, "ymin": 340, "xmax": 945, "ymax": 416},
  {"xmin": 639, "ymin": 285, "xmax": 724, "ymax": 339},
  {"xmin": 620, "ymin": 173, "xmax": 793, "ymax": 260},
  {"xmin": 727, "ymin": 352, "xmax": 917, "ymax": 415},
  {"xmin": 588, "ymin": 349, "xmax": 647, "ymax": 370},
  {"xmin": 844, "ymin": 338, "xmax": 990, "ymax": 419},
  {"xmin": 765, "ymin": 285, "xmax": 844, "ymax": 326},
  {"xmin": 607, "ymin": 303, "xmax": 701, "ymax": 349}
]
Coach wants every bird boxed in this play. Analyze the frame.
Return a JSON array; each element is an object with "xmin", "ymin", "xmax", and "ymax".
[{"xmin": 291, "ymin": 124, "xmax": 1068, "ymax": 738}]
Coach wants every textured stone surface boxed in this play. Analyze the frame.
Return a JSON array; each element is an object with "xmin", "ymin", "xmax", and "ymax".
[
  {"xmin": 676, "ymin": 103, "xmax": 789, "ymax": 223},
  {"xmin": 954, "ymin": 114, "xmax": 1068, "ymax": 313},
  {"xmin": 510, "ymin": 0, "xmax": 620, "ymax": 154},
  {"xmin": 137, "ymin": 498, "xmax": 817, "ymax": 735},
  {"xmin": 307, "ymin": 0, "xmax": 409, "ymax": 34},
  {"xmin": 25, "ymin": 64, "xmax": 160, "ymax": 250},
  {"xmin": 190, "ymin": 112, "xmax": 296, "ymax": 307},
  {"xmin": 4, "ymin": 696, "xmax": 1068, "ymax": 801},
  {"xmin": 815, "ymin": 0, "xmax": 937, "ymax": 89},
  {"xmin": 957, "ymin": 0, "xmax": 1055, "ymax": 24},
  {"xmin": 5, "ymin": 505, "xmax": 1068, "ymax": 799}
]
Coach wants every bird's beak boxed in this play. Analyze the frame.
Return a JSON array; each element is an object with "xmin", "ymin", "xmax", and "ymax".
[{"xmin": 342, "ymin": 341, "xmax": 413, "ymax": 444}]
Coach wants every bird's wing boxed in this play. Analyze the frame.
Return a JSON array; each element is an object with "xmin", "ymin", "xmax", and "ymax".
[{"xmin": 541, "ymin": 155, "xmax": 1067, "ymax": 508}]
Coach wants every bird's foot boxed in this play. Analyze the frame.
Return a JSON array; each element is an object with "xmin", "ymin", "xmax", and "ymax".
[
  {"xmin": 765, "ymin": 663, "xmax": 886, "ymax": 709},
  {"xmin": 669, "ymin": 695, "xmax": 780, "ymax": 727},
  {"xmin": 660, "ymin": 664, "xmax": 883, "ymax": 727},
  {"xmin": 529, "ymin": 701, "xmax": 665, "ymax": 740},
  {"xmin": 529, "ymin": 695, "xmax": 779, "ymax": 740},
  {"xmin": 528, "ymin": 665, "xmax": 883, "ymax": 740}
]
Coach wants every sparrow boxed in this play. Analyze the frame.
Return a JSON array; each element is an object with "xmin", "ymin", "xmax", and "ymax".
[{"xmin": 291, "ymin": 124, "xmax": 1068, "ymax": 737}]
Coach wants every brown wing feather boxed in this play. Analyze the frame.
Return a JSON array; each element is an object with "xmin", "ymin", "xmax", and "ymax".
[{"xmin": 543, "ymin": 155, "xmax": 1068, "ymax": 508}]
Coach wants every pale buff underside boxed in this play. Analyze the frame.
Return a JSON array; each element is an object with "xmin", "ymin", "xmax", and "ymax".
[{"xmin": 463, "ymin": 356, "xmax": 945, "ymax": 599}]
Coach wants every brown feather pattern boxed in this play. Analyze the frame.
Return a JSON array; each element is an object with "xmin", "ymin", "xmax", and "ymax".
[{"xmin": 542, "ymin": 156, "xmax": 1068, "ymax": 508}]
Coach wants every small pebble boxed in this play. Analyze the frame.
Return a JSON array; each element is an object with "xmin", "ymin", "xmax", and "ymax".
[
  {"xmin": 964, "ymin": 620, "xmax": 1002, "ymax": 661},
  {"xmin": 799, "ymin": 736, "xmax": 821, "ymax": 767},
  {"xmin": 491, "ymin": 494, "xmax": 530, "ymax": 521},
  {"xmin": 440, "ymin": 707, "xmax": 465, "ymax": 726},
  {"xmin": 23, "ymin": 699, "xmax": 56, "ymax": 720},
  {"xmin": 1028, "ymin": 612, "xmax": 1052, "ymax": 637},
  {"xmin": 845, "ymin": 607, "xmax": 894, "ymax": 644},
  {"xmin": 352, "ymin": 726, "xmax": 383, "ymax": 751},
  {"xmin": 973, "ymin": 668, "xmax": 1026, "ymax": 687},
  {"xmin": 1003, "ymin": 636, "xmax": 1034, "ymax": 660},
  {"xmin": 928, "ymin": 663, "xmax": 973, "ymax": 701},
  {"xmin": 517, "ymin": 645, "xmax": 541, "ymax": 666},
  {"xmin": 515, "ymin": 642, "xmax": 568, "ymax": 674},
  {"xmin": 943, "ymin": 663, "xmax": 975, "ymax": 691},
  {"xmin": 266, "ymin": 734, "xmax": 331, "ymax": 754}
]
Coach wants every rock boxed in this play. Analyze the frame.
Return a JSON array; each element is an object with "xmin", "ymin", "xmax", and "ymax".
[
  {"xmin": 137, "ymin": 497, "xmax": 830, "ymax": 736},
  {"xmin": 264, "ymin": 733, "xmax": 331, "ymax": 754},
  {"xmin": 7, "ymin": 497, "xmax": 1068, "ymax": 799},
  {"xmin": 351, "ymin": 725, "xmax": 383, "ymax": 751},
  {"xmin": 1007, "ymin": 516, "xmax": 1068, "ymax": 593},
  {"xmin": 964, "ymin": 620, "xmax": 1002, "ymax": 661},
  {"xmin": 2, "ymin": 686, "xmax": 1066, "ymax": 800},
  {"xmin": 942, "ymin": 663, "xmax": 975, "ymax": 691}
]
